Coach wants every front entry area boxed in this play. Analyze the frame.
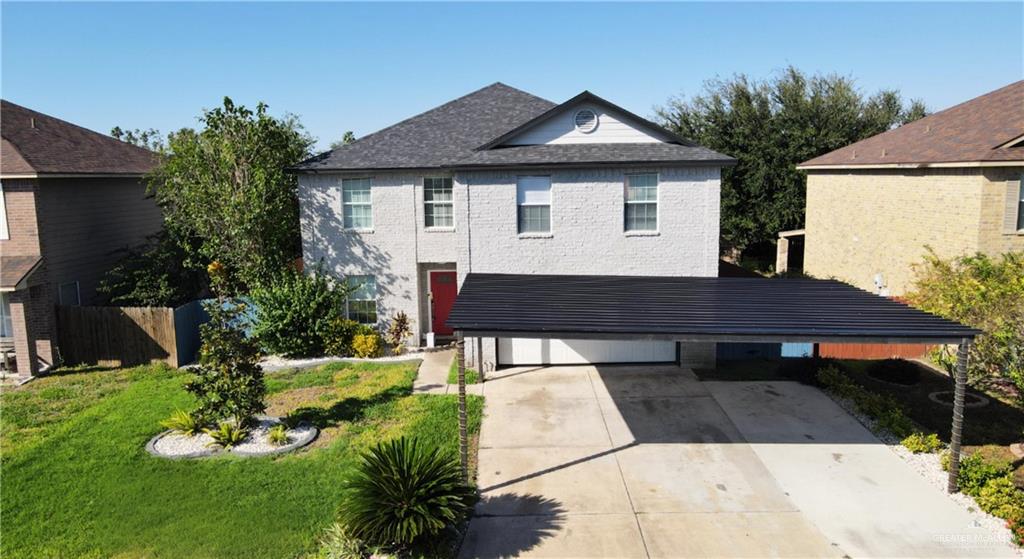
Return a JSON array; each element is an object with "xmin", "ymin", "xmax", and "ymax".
[{"xmin": 497, "ymin": 338, "xmax": 675, "ymax": 365}]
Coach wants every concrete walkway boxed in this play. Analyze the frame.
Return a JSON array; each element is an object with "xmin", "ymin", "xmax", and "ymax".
[
  {"xmin": 413, "ymin": 349, "xmax": 483, "ymax": 396},
  {"xmin": 458, "ymin": 364, "xmax": 1017, "ymax": 558}
]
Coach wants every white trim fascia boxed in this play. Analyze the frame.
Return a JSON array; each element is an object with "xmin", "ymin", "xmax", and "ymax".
[
  {"xmin": 996, "ymin": 133, "xmax": 1024, "ymax": 150},
  {"xmin": 798, "ymin": 160, "xmax": 1024, "ymax": 171}
]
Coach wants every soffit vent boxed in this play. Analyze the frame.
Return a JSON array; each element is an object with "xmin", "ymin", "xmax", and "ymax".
[{"xmin": 574, "ymin": 109, "xmax": 598, "ymax": 133}]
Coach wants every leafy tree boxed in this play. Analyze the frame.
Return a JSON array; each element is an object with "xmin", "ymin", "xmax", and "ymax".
[
  {"xmin": 329, "ymin": 131, "xmax": 356, "ymax": 150},
  {"xmin": 656, "ymin": 67, "xmax": 927, "ymax": 262},
  {"xmin": 151, "ymin": 97, "xmax": 314, "ymax": 291},
  {"xmin": 110, "ymin": 126, "xmax": 165, "ymax": 151},
  {"xmin": 97, "ymin": 231, "xmax": 206, "ymax": 307},
  {"xmin": 250, "ymin": 267, "xmax": 352, "ymax": 357}
]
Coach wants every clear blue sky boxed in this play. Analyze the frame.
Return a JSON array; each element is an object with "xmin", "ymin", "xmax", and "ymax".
[{"xmin": 3, "ymin": 2, "xmax": 1021, "ymax": 151}]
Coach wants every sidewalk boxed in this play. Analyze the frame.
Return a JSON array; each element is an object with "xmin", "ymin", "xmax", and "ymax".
[{"xmin": 413, "ymin": 349, "xmax": 483, "ymax": 395}]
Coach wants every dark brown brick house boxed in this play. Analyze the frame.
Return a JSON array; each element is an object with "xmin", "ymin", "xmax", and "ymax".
[{"xmin": 1, "ymin": 100, "xmax": 162, "ymax": 374}]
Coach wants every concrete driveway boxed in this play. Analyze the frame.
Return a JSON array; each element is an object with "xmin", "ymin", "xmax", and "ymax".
[{"xmin": 458, "ymin": 364, "xmax": 1016, "ymax": 558}]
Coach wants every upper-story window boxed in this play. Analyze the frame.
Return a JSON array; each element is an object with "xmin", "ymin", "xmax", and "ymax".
[
  {"xmin": 1018, "ymin": 175, "xmax": 1024, "ymax": 231},
  {"xmin": 342, "ymin": 178, "xmax": 372, "ymax": 230},
  {"xmin": 624, "ymin": 173, "xmax": 658, "ymax": 232},
  {"xmin": 424, "ymin": 177, "xmax": 453, "ymax": 229},
  {"xmin": 345, "ymin": 275, "xmax": 377, "ymax": 324},
  {"xmin": 517, "ymin": 176, "xmax": 551, "ymax": 234},
  {"xmin": 0, "ymin": 181, "xmax": 9, "ymax": 240}
]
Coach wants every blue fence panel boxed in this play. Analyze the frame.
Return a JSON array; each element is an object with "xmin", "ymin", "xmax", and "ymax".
[
  {"xmin": 716, "ymin": 342, "xmax": 782, "ymax": 361},
  {"xmin": 781, "ymin": 343, "xmax": 814, "ymax": 358}
]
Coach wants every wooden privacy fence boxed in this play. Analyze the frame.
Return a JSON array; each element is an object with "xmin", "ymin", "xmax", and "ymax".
[{"xmin": 56, "ymin": 300, "xmax": 208, "ymax": 368}]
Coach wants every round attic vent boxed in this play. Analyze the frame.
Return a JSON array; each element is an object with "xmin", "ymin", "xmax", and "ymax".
[{"xmin": 574, "ymin": 109, "xmax": 598, "ymax": 133}]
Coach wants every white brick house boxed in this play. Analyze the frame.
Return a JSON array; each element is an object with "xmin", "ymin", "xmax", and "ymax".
[{"xmin": 294, "ymin": 84, "xmax": 734, "ymax": 368}]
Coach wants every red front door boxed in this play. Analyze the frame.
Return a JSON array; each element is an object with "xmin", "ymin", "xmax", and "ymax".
[{"xmin": 430, "ymin": 271, "xmax": 457, "ymax": 335}]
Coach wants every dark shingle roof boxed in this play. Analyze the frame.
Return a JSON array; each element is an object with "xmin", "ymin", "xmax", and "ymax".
[
  {"xmin": 1, "ymin": 100, "xmax": 158, "ymax": 176},
  {"xmin": 800, "ymin": 80, "xmax": 1024, "ymax": 168},
  {"xmin": 0, "ymin": 256, "xmax": 41, "ymax": 288},
  {"xmin": 447, "ymin": 273, "xmax": 979, "ymax": 343},
  {"xmin": 294, "ymin": 83, "xmax": 735, "ymax": 172},
  {"xmin": 294, "ymin": 83, "xmax": 556, "ymax": 171},
  {"xmin": 456, "ymin": 143, "xmax": 734, "ymax": 168}
]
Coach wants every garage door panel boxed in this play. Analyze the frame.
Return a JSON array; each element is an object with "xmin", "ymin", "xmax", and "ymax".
[{"xmin": 498, "ymin": 338, "xmax": 676, "ymax": 365}]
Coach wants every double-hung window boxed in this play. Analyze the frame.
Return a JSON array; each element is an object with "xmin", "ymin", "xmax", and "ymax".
[
  {"xmin": 424, "ymin": 177, "xmax": 453, "ymax": 228},
  {"xmin": 1018, "ymin": 175, "xmax": 1024, "ymax": 231},
  {"xmin": 0, "ymin": 294, "xmax": 12, "ymax": 338},
  {"xmin": 624, "ymin": 173, "xmax": 658, "ymax": 232},
  {"xmin": 342, "ymin": 178, "xmax": 372, "ymax": 230},
  {"xmin": 517, "ymin": 176, "xmax": 551, "ymax": 234},
  {"xmin": 345, "ymin": 275, "xmax": 377, "ymax": 324}
]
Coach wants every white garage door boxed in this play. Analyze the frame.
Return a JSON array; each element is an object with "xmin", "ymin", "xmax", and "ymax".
[{"xmin": 497, "ymin": 338, "xmax": 676, "ymax": 365}]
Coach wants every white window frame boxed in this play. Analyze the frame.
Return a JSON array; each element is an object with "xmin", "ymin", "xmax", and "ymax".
[
  {"xmin": 423, "ymin": 177, "xmax": 454, "ymax": 229},
  {"xmin": 624, "ymin": 173, "xmax": 659, "ymax": 233},
  {"xmin": 516, "ymin": 176, "xmax": 552, "ymax": 235},
  {"xmin": 0, "ymin": 293, "xmax": 12, "ymax": 338},
  {"xmin": 345, "ymin": 275, "xmax": 377, "ymax": 325},
  {"xmin": 1018, "ymin": 173, "xmax": 1024, "ymax": 232},
  {"xmin": 342, "ymin": 178, "xmax": 373, "ymax": 230},
  {"xmin": 0, "ymin": 181, "xmax": 9, "ymax": 240},
  {"xmin": 58, "ymin": 281, "xmax": 81, "ymax": 306}
]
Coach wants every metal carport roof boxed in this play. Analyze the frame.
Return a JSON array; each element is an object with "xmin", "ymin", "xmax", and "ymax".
[{"xmin": 446, "ymin": 273, "xmax": 979, "ymax": 344}]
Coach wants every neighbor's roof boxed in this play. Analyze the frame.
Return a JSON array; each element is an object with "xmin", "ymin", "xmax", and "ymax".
[
  {"xmin": 1, "ymin": 100, "xmax": 158, "ymax": 177},
  {"xmin": 0, "ymin": 256, "xmax": 42, "ymax": 290},
  {"xmin": 800, "ymin": 80, "xmax": 1024, "ymax": 169},
  {"xmin": 293, "ymin": 83, "xmax": 734, "ymax": 172},
  {"xmin": 447, "ymin": 273, "xmax": 979, "ymax": 344}
]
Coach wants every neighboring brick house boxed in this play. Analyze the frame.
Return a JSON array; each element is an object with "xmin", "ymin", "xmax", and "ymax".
[
  {"xmin": 796, "ymin": 80, "xmax": 1024, "ymax": 296},
  {"xmin": 294, "ymin": 83, "xmax": 734, "ymax": 369},
  {"xmin": 1, "ymin": 100, "xmax": 162, "ymax": 374}
]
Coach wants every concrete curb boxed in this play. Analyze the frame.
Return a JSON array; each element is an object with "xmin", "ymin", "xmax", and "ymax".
[{"xmin": 145, "ymin": 417, "xmax": 319, "ymax": 459}]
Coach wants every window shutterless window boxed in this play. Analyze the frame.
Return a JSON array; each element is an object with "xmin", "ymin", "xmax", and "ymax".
[
  {"xmin": 342, "ymin": 178, "xmax": 372, "ymax": 230},
  {"xmin": 58, "ymin": 281, "xmax": 81, "ymax": 306},
  {"xmin": 0, "ymin": 293, "xmax": 12, "ymax": 338},
  {"xmin": 517, "ymin": 176, "xmax": 551, "ymax": 234},
  {"xmin": 1018, "ymin": 175, "xmax": 1024, "ymax": 231},
  {"xmin": 424, "ymin": 178, "xmax": 453, "ymax": 228},
  {"xmin": 0, "ymin": 181, "xmax": 8, "ymax": 240},
  {"xmin": 624, "ymin": 173, "xmax": 658, "ymax": 232},
  {"xmin": 345, "ymin": 275, "xmax": 377, "ymax": 324}
]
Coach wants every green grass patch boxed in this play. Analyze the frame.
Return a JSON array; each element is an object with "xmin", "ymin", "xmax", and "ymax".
[
  {"xmin": 447, "ymin": 357, "xmax": 480, "ymax": 384},
  {"xmin": 1, "ymin": 359, "xmax": 479, "ymax": 559}
]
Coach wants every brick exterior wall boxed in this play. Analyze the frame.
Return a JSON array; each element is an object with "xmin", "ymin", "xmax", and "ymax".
[
  {"xmin": 299, "ymin": 165, "xmax": 721, "ymax": 368},
  {"xmin": 804, "ymin": 167, "xmax": 1024, "ymax": 296}
]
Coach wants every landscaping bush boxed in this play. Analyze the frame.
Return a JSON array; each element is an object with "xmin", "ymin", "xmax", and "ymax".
[
  {"xmin": 160, "ymin": 409, "xmax": 204, "ymax": 436},
  {"xmin": 314, "ymin": 523, "xmax": 367, "ymax": 559},
  {"xmin": 975, "ymin": 476, "xmax": 1024, "ymax": 520},
  {"xmin": 384, "ymin": 312, "xmax": 413, "ymax": 355},
  {"xmin": 1010, "ymin": 514, "xmax": 1024, "ymax": 547},
  {"xmin": 251, "ymin": 268, "xmax": 351, "ymax": 357},
  {"xmin": 907, "ymin": 250, "xmax": 1024, "ymax": 402},
  {"xmin": 777, "ymin": 357, "xmax": 841, "ymax": 386},
  {"xmin": 268, "ymin": 424, "xmax": 290, "ymax": 446},
  {"xmin": 951, "ymin": 451, "xmax": 1014, "ymax": 496},
  {"xmin": 185, "ymin": 261, "xmax": 266, "ymax": 427},
  {"xmin": 866, "ymin": 358, "xmax": 922, "ymax": 386},
  {"xmin": 323, "ymin": 317, "xmax": 361, "ymax": 357},
  {"xmin": 352, "ymin": 332, "xmax": 383, "ymax": 359},
  {"xmin": 901, "ymin": 432, "xmax": 944, "ymax": 454},
  {"xmin": 204, "ymin": 422, "xmax": 250, "ymax": 449},
  {"xmin": 817, "ymin": 365, "xmax": 914, "ymax": 438},
  {"xmin": 340, "ymin": 437, "xmax": 475, "ymax": 550}
]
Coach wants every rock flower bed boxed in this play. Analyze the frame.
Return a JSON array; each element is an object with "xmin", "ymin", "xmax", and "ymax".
[{"xmin": 147, "ymin": 416, "xmax": 317, "ymax": 459}]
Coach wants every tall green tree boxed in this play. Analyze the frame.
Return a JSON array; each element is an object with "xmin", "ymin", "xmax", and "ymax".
[
  {"xmin": 152, "ymin": 97, "xmax": 314, "ymax": 290},
  {"xmin": 656, "ymin": 67, "xmax": 927, "ymax": 262},
  {"xmin": 330, "ymin": 131, "xmax": 356, "ymax": 150}
]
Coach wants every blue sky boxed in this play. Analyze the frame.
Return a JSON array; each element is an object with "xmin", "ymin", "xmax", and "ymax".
[{"xmin": 3, "ymin": 2, "xmax": 1021, "ymax": 151}]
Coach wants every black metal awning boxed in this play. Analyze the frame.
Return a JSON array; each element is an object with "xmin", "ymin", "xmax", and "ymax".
[{"xmin": 446, "ymin": 273, "xmax": 979, "ymax": 344}]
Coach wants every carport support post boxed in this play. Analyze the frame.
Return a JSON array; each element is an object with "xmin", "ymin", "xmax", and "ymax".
[
  {"xmin": 946, "ymin": 338, "xmax": 971, "ymax": 493},
  {"xmin": 456, "ymin": 333, "xmax": 468, "ymax": 480}
]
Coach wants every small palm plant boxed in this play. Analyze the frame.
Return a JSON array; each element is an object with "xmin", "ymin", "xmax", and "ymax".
[
  {"xmin": 160, "ymin": 409, "xmax": 203, "ymax": 436},
  {"xmin": 267, "ymin": 424, "xmax": 290, "ymax": 446},
  {"xmin": 204, "ymin": 422, "xmax": 249, "ymax": 449},
  {"xmin": 340, "ymin": 437, "xmax": 475, "ymax": 549}
]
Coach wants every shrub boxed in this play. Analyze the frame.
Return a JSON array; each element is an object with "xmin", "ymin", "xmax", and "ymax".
[
  {"xmin": 251, "ymin": 268, "xmax": 351, "ymax": 357},
  {"xmin": 866, "ymin": 359, "xmax": 922, "ymax": 385},
  {"xmin": 907, "ymin": 250, "xmax": 1024, "ymax": 401},
  {"xmin": 352, "ymin": 332, "xmax": 383, "ymax": 359},
  {"xmin": 340, "ymin": 437, "xmax": 475, "ymax": 549},
  {"xmin": 817, "ymin": 365, "xmax": 914, "ymax": 438},
  {"xmin": 777, "ymin": 357, "xmax": 841, "ymax": 386},
  {"xmin": 384, "ymin": 312, "xmax": 413, "ymax": 355},
  {"xmin": 205, "ymin": 422, "xmax": 250, "ymax": 449},
  {"xmin": 975, "ymin": 476, "xmax": 1024, "ymax": 520},
  {"xmin": 268, "ymin": 424, "xmax": 290, "ymax": 446},
  {"xmin": 1009, "ymin": 514, "xmax": 1024, "ymax": 547},
  {"xmin": 901, "ymin": 432, "xmax": 944, "ymax": 454},
  {"xmin": 185, "ymin": 262, "xmax": 266, "ymax": 427},
  {"xmin": 160, "ymin": 409, "xmax": 204, "ymax": 436},
  {"xmin": 314, "ymin": 523, "xmax": 366, "ymax": 559},
  {"xmin": 956, "ymin": 451, "xmax": 1014, "ymax": 496},
  {"xmin": 323, "ymin": 317, "xmax": 361, "ymax": 357}
]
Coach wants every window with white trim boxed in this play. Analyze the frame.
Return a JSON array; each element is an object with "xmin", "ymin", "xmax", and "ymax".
[
  {"xmin": 1018, "ymin": 174, "xmax": 1024, "ymax": 231},
  {"xmin": 342, "ymin": 178, "xmax": 372, "ymax": 230},
  {"xmin": 0, "ymin": 181, "xmax": 9, "ymax": 240},
  {"xmin": 424, "ymin": 177, "xmax": 453, "ymax": 228},
  {"xmin": 517, "ymin": 176, "xmax": 551, "ymax": 234},
  {"xmin": 624, "ymin": 173, "xmax": 658, "ymax": 232},
  {"xmin": 0, "ymin": 294, "xmax": 12, "ymax": 338},
  {"xmin": 345, "ymin": 275, "xmax": 377, "ymax": 324}
]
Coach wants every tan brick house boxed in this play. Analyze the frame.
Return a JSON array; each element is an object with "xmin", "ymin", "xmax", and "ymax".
[
  {"xmin": 1, "ymin": 100, "xmax": 162, "ymax": 374},
  {"xmin": 795, "ymin": 81, "xmax": 1024, "ymax": 296}
]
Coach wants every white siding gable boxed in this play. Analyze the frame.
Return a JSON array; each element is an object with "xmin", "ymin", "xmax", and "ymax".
[{"xmin": 503, "ymin": 103, "xmax": 672, "ymax": 146}]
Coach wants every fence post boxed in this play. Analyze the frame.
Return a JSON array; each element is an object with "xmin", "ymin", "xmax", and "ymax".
[{"xmin": 456, "ymin": 333, "xmax": 468, "ymax": 480}]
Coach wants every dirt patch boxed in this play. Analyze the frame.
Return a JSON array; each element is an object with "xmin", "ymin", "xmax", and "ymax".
[{"xmin": 266, "ymin": 386, "xmax": 337, "ymax": 417}]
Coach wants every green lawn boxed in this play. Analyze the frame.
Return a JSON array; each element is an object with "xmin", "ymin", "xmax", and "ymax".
[
  {"xmin": 446, "ymin": 357, "xmax": 480, "ymax": 385},
  {"xmin": 1, "ymin": 360, "xmax": 482, "ymax": 559}
]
